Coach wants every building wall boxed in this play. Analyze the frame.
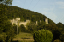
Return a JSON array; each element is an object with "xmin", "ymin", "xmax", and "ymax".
[
  {"xmin": 10, "ymin": 18, "xmax": 30, "ymax": 27},
  {"xmin": 45, "ymin": 18, "xmax": 48, "ymax": 24},
  {"xmin": 10, "ymin": 18, "xmax": 48, "ymax": 27}
]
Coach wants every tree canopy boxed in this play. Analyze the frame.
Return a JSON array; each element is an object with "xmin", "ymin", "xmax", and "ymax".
[{"xmin": 0, "ymin": 0, "xmax": 13, "ymax": 6}]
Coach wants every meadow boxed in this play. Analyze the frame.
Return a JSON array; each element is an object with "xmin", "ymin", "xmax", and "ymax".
[{"xmin": 13, "ymin": 32, "xmax": 34, "ymax": 42}]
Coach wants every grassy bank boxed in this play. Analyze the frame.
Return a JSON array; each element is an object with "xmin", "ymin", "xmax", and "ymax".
[{"xmin": 13, "ymin": 32, "xmax": 34, "ymax": 42}]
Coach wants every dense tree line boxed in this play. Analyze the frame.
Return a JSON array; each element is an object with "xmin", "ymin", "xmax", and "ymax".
[{"xmin": 0, "ymin": 4, "xmax": 54, "ymax": 23}]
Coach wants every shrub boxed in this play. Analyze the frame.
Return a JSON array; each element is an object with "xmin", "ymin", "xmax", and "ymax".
[
  {"xmin": 0, "ymin": 33, "xmax": 7, "ymax": 42},
  {"xmin": 33, "ymin": 29, "xmax": 53, "ymax": 42}
]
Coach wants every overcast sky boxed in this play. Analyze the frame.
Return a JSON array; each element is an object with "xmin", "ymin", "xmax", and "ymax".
[{"xmin": 12, "ymin": 0, "xmax": 64, "ymax": 24}]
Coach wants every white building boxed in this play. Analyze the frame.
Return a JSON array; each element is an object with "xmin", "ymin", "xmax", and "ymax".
[
  {"xmin": 10, "ymin": 18, "xmax": 48, "ymax": 27},
  {"xmin": 45, "ymin": 18, "xmax": 48, "ymax": 24},
  {"xmin": 10, "ymin": 18, "xmax": 30, "ymax": 27}
]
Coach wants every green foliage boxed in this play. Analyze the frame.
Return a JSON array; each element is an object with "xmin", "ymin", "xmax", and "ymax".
[
  {"xmin": 37, "ymin": 24, "xmax": 58, "ymax": 32},
  {"xmin": 0, "ymin": 4, "xmax": 56, "ymax": 42},
  {"xmin": 3, "ymin": 21, "xmax": 15, "ymax": 42},
  {"xmin": 56, "ymin": 22, "xmax": 64, "ymax": 42},
  {"xmin": 56, "ymin": 22, "xmax": 63, "ymax": 28},
  {"xmin": 27, "ymin": 22, "xmax": 37, "ymax": 33},
  {"xmin": 56, "ymin": 22, "xmax": 64, "ymax": 34},
  {"xmin": 37, "ymin": 21, "xmax": 46, "ymax": 30},
  {"xmin": 45, "ymin": 24, "xmax": 58, "ymax": 31},
  {"xmin": 12, "ymin": 24, "xmax": 17, "ymax": 34},
  {"xmin": 0, "ymin": 0, "xmax": 13, "ymax": 6},
  {"xmin": 60, "ymin": 33, "xmax": 64, "ymax": 42},
  {"xmin": 0, "ymin": 33, "xmax": 7, "ymax": 42},
  {"xmin": 19, "ymin": 24, "xmax": 26, "ymax": 32},
  {"xmin": 33, "ymin": 29, "xmax": 53, "ymax": 42},
  {"xmin": 0, "ymin": 14, "xmax": 16, "ymax": 42},
  {"xmin": 6, "ymin": 27, "xmax": 15, "ymax": 42},
  {"xmin": 48, "ymin": 18, "xmax": 55, "ymax": 24},
  {"xmin": 0, "ymin": 4, "xmax": 54, "ymax": 24}
]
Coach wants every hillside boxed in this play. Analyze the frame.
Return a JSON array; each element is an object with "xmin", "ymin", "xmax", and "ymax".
[
  {"xmin": 0, "ymin": 4, "xmax": 64, "ymax": 42},
  {"xmin": 0, "ymin": 4, "xmax": 55, "ymax": 24}
]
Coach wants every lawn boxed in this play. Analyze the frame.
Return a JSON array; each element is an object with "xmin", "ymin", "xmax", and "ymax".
[{"xmin": 13, "ymin": 32, "xmax": 34, "ymax": 42}]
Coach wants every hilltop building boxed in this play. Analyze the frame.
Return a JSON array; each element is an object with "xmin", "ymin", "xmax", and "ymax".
[
  {"xmin": 10, "ymin": 18, "xmax": 20, "ymax": 25},
  {"xmin": 45, "ymin": 18, "xmax": 48, "ymax": 24},
  {"xmin": 36, "ymin": 21, "xmax": 38, "ymax": 25},
  {"xmin": 19, "ymin": 20, "xmax": 30, "ymax": 27},
  {"xmin": 10, "ymin": 18, "xmax": 48, "ymax": 27},
  {"xmin": 10, "ymin": 18, "xmax": 30, "ymax": 27}
]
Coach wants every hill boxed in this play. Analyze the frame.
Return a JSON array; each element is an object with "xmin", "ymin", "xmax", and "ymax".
[
  {"xmin": 0, "ymin": 4, "xmax": 64, "ymax": 42},
  {"xmin": 0, "ymin": 4, "xmax": 55, "ymax": 24}
]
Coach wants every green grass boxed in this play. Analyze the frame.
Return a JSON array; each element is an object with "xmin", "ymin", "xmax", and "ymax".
[{"xmin": 13, "ymin": 32, "xmax": 34, "ymax": 42}]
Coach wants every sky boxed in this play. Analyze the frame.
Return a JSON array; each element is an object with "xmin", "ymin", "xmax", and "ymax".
[{"xmin": 12, "ymin": 0, "xmax": 64, "ymax": 24}]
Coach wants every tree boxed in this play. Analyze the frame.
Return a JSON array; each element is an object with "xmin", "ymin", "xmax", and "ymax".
[
  {"xmin": 0, "ymin": 0, "xmax": 13, "ymax": 6},
  {"xmin": 5, "ymin": 27, "xmax": 15, "ymax": 42},
  {"xmin": 0, "ymin": 19, "xmax": 15, "ymax": 42},
  {"xmin": 60, "ymin": 33, "xmax": 64, "ymax": 42},
  {"xmin": 0, "ymin": 15, "xmax": 8, "ymax": 33},
  {"xmin": 44, "ymin": 24, "xmax": 58, "ymax": 31},
  {"xmin": 0, "ymin": 32, "xmax": 7, "ymax": 42},
  {"xmin": 27, "ymin": 22, "xmax": 37, "ymax": 33},
  {"xmin": 33, "ymin": 29, "xmax": 53, "ymax": 42},
  {"xmin": 56, "ymin": 22, "xmax": 63, "ymax": 28},
  {"xmin": 12, "ymin": 24, "xmax": 17, "ymax": 34},
  {"xmin": 19, "ymin": 24, "xmax": 26, "ymax": 32},
  {"xmin": 48, "ymin": 18, "xmax": 55, "ymax": 24},
  {"xmin": 37, "ymin": 21, "xmax": 46, "ymax": 30}
]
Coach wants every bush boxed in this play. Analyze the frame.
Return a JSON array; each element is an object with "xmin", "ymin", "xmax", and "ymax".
[
  {"xmin": 0, "ymin": 33, "xmax": 7, "ymax": 42},
  {"xmin": 33, "ymin": 29, "xmax": 53, "ymax": 42}
]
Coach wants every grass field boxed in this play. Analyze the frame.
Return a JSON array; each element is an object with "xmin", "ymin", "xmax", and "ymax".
[{"xmin": 13, "ymin": 32, "xmax": 34, "ymax": 42}]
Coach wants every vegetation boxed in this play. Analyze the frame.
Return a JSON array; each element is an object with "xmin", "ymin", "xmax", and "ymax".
[
  {"xmin": 19, "ymin": 24, "xmax": 26, "ymax": 32},
  {"xmin": 0, "ymin": 0, "xmax": 13, "ymax": 6},
  {"xmin": 33, "ymin": 29, "xmax": 53, "ymax": 42},
  {"xmin": 0, "ymin": 4, "xmax": 54, "ymax": 23},
  {"xmin": 0, "ymin": 2, "xmax": 64, "ymax": 42},
  {"xmin": 27, "ymin": 22, "xmax": 37, "ymax": 33},
  {"xmin": 13, "ymin": 32, "xmax": 34, "ymax": 42}
]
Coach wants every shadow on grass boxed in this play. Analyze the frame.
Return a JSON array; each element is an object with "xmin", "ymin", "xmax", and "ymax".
[{"xmin": 21, "ymin": 38, "xmax": 30, "ymax": 39}]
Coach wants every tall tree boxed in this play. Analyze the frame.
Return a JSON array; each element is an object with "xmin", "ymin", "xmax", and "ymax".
[{"xmin": 0, "ymin": 0, "xmax": 13, "ymax": 6}]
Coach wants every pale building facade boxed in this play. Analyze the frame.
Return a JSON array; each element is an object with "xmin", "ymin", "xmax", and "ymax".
[
  {"xmin": 10, "ymin": 18, "xmax": 48, "ymax": 27},
  {"xmin": 10, "ymin": 18, "xmax": 30, "ymax": 27},
  {"xmin": 45, "ymin": 18, "xmax": 48, "ymax": 24}
]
